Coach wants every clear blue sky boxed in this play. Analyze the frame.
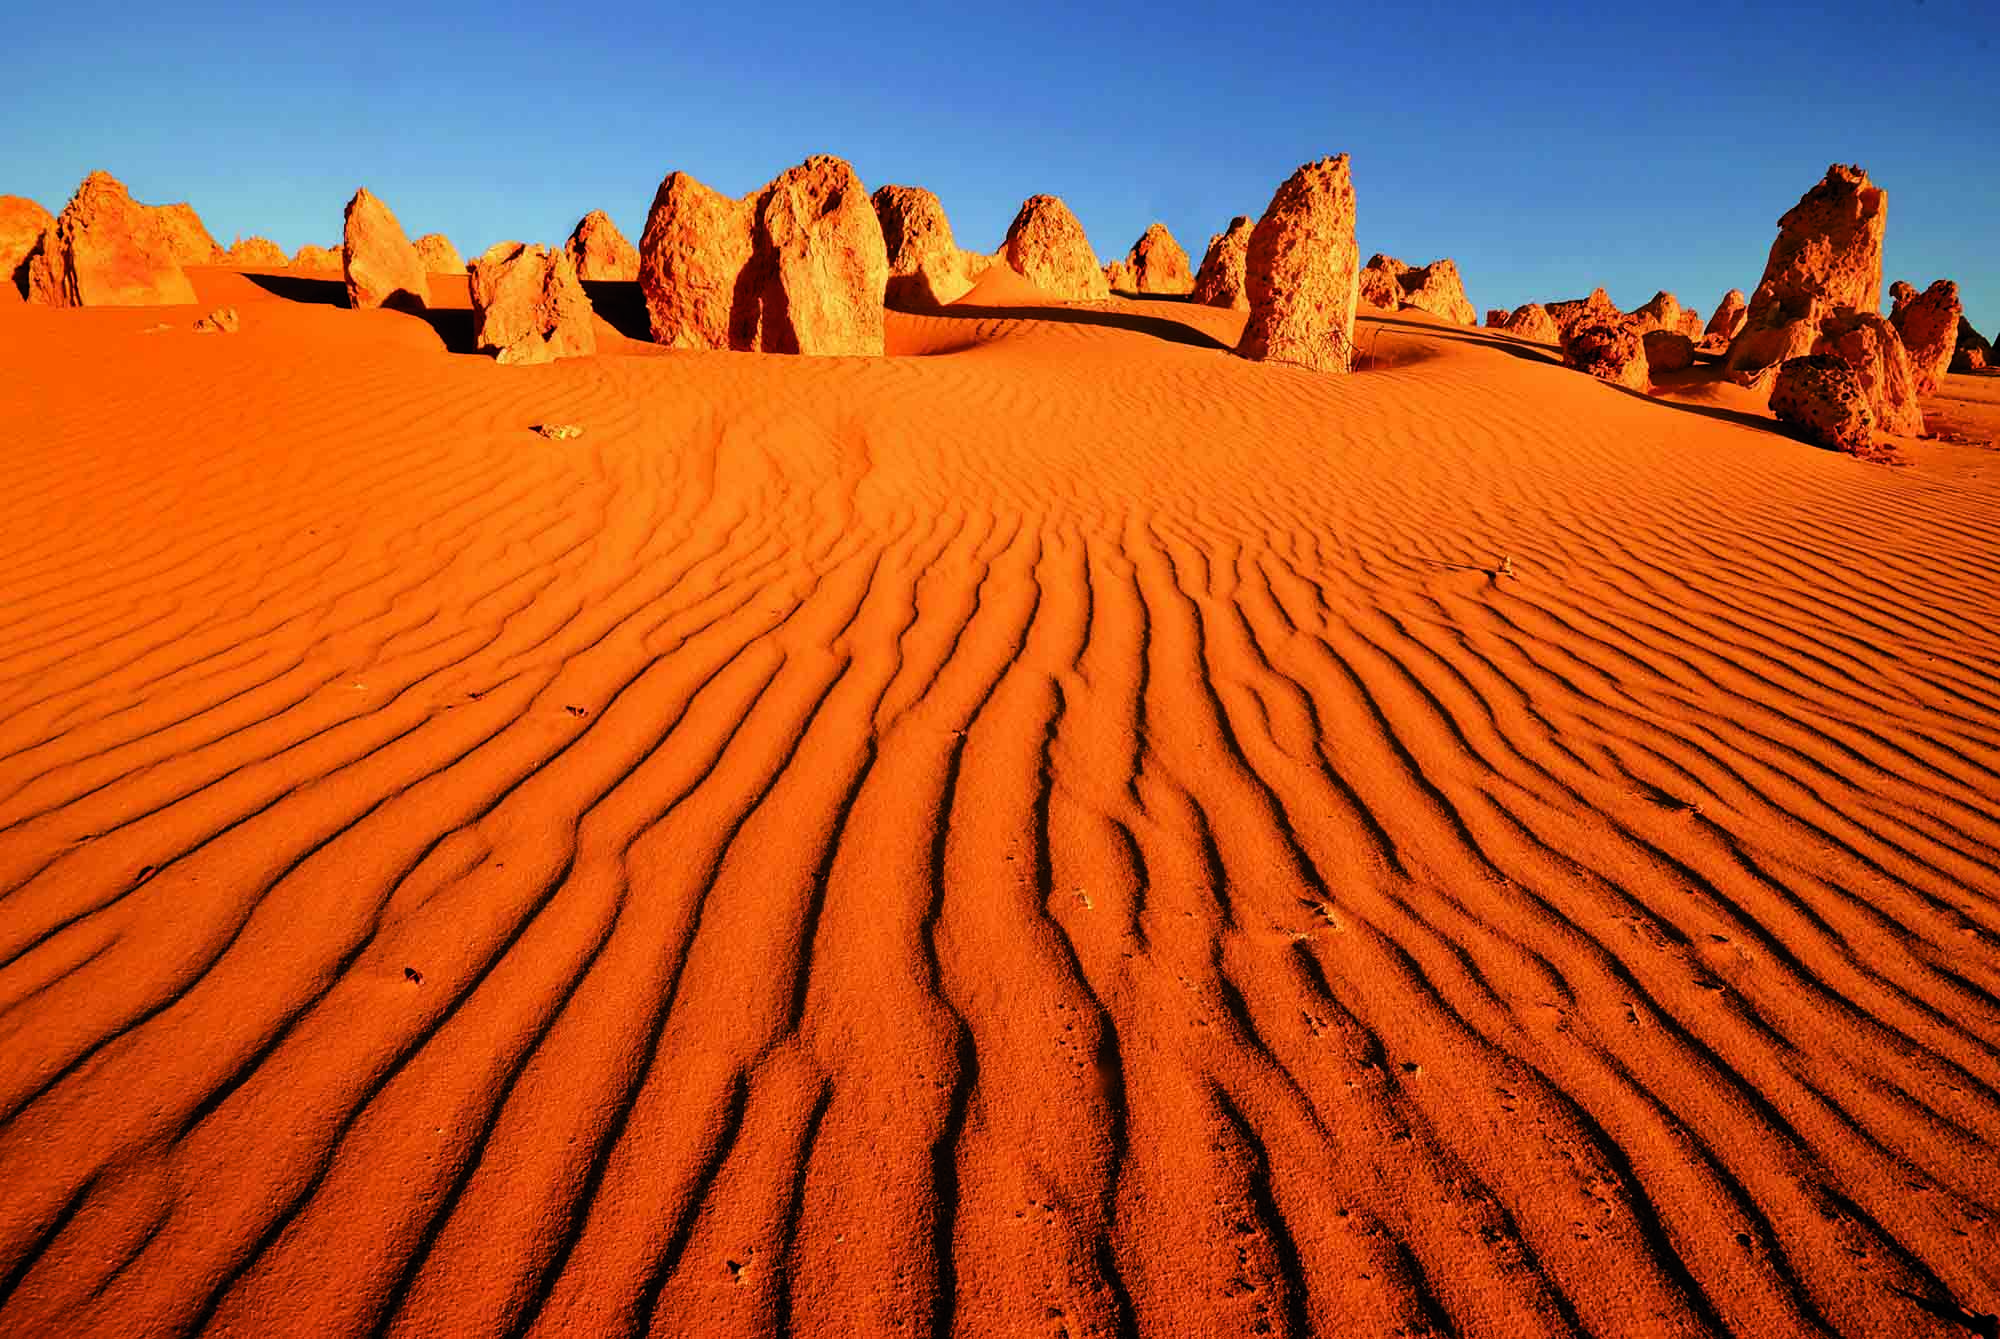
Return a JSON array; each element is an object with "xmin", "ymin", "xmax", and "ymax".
[{"xmin": 4, "ymin": 1, "xmax": 1995, "ymax": 337}]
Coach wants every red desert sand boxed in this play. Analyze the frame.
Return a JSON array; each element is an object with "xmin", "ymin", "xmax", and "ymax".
[{"xmin": 0, "ymin": 236, "xmax": 1998, "ymax": 1339}]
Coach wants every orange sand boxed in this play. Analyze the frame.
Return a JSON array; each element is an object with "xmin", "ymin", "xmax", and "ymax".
[{"xmin": 0, "ymin": 268, "xmax": 1996, "ymax": 1338}]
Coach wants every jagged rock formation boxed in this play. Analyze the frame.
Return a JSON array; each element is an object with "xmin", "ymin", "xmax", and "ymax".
[
  {"xmin": 469, "ymin": 241, "xmax": 596, "ymax": 364},
  {"xmin": 149, "ymin": 202, "xmax": 223, "ymax": 265},
  {"xmin": 1104, "ymin": 258, "xmax": 1137, "ymax": 292},
  {"xmin": 1563, "ymin": 318, "xmax": 1649, "ymax": 391},
  {"xmin": 291, "ymin": 244, "xmax": 343, "ymax": 272},
  {"xmin": 1886, "ymin": 278, "xmax": 1959, "ymax": 395},
  {"xmin": 639, "ymin": 154, "xmax": 888, "ymax": 355},
  {"xmin": 23, "ymin": 170, "xmax": 197, "ymax": 307},
  {"xmin": 1396, "ymin": 258, "xmax": 1474, "ymax": 325},
  {"xmin": 0, "ymin": 195, "xmax": 53, "ymax": 297},
  {"xmin": 1705, "ymin": 288, "xmax": 1748, "ymax": 340},
  {"xmin": 414, "ymin": 233, "xmax": 466, "ymax": 274},
  {"xmin": 1191, "ymin": 216, "xmax": 1253, "ymax": 310},
  {"xmin": 1726, "ymin": 165, "xmax": 1886, "ymax": 387},
  {"xmin": 1813, "ymin": 310, "xmax": 1922, "ymax": 436},
  {"xmin": 1236, "ymin": 155, "xmax": 1359, "ymax": 373},
  {"xmin": 1546, "ymin": 288, "xmax": 1619, "ymax": 341},
  {"xmin": 1358, "ymin": 254, "xmax": 1407, "ymax": 310},
  {"xmin": 223, "ymin": 236, "xmax": 288, "ymax": 267},
  {"xmin": 341, "ymin": 188, "xmax": 428, "ymax": 311},
  {"xmin": 1493, "ymin": 303, "xmax": 1560, "ymax": 345},
  {"xmin": 1951, "ymin": 317, "xmax": 1992, "ymax": 373},
  {"xmin": 1771, "ymin": 354, "xmax": 1881, "ymax": 456},
  {"xmin": 872, "ymin": 185, "xmax": 985, "ymax": 308},
  {"xmin": 1119, "ymin": 222, "xmax": 1194, "ymax": 295},
  {"xmin": 565, "ymin": 211, "xmax": 638, "ymax": 281},
  {"xmin": 1001, "ymin": 195, "xmax": 1108, "ymax": 301}
]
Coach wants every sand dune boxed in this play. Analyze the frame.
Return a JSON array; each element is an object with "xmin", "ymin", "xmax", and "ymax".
[{"xmin": 1, "ymin": 271, "xmax": 1996, "ymax": 1337}]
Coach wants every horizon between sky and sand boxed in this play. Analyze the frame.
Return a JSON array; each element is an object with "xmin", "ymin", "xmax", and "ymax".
[{"xmin": 2, "ymin": 0, "xmax": 1995, "ymax": 335}]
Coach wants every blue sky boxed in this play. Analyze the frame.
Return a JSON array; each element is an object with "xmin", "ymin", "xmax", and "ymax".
[{"xmin": 4, "ymin": 0, "xmax": 1995, "ymax": 336}]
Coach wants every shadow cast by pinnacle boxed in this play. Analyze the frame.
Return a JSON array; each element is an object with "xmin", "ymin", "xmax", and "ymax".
[
  {"xmin": 240, "ymin": 272, "xmax": 474, "ymax": 353},
  {"xmin": 940, "ymin": 303, "xmax": 1228, "ymax": 351}
]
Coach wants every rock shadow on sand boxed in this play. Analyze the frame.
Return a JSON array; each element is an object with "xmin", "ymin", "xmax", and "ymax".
[
  {"xmin": 241, "ymin": 271, "xmax": 474, "ymax": 352},
  {"xmin": 936, "ymin": 302, "xmax": 1230, "ymax": 351}
]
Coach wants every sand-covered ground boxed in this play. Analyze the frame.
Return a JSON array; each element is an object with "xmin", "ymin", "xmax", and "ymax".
[{"xmin": 1, "ymin": 268, "xmax": 1997, "ymax": 1337}]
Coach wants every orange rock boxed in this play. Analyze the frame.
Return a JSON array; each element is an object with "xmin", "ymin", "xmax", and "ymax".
[
  {"xmin": 223, "ymin": 236, "xmax": 288, "ymax": 268},
  {"xmin": 1723, "ymin": 285, "xmax": 1825, "ymax": 390},
  {"xmin": 1740, "ymin": 164, "xmax": 1886, "ymax": 335},
  {"xmin": 1122, "ymin": 222, "xmax": 1194, "ymax": 295},
  {"xmin": 469, "ymin": 242, "xmax": 596, "ymax": 365},
  {"xmin": 1001, "ymin": 195, "xmax": 1108, "ymax": 302},
  {"xmin": 1191, "ymin": 216, "xmax": 1253, "ymax": 310},
  {"xmin": 1887, "ymin": 278, "xmax": 1959, "ymax": 396},
  {"xmin": 291, "ymin": 243, "xmax": 343, "ymax": 272},
  {"xmin": 192, "ymin": 306, "xmax": 239, "ymax": 334},
  {"xmin": 1495, "ymin": 303, "xmax": 1560, "ymax": 345},
  {"xmin": 1642, "ymin": 329, "xmax": 1695, "ymax": 372},
  {"xmin": 1704, "ymin": 288, "xmax": 1748, "ymax": 339},
  {"xmin": 1813, "ymin": 310, "xmax": 1922, "ymax": 436},
  {"xmin": 1630, "ymin": 290, "xmax": 1684, "ymax": 336},
  {"xmin": 414, "ymin": 233, "xmax": 466, "ymax": 274},
  {"xmin": 1563, "ymin": 318, "xmax": 1649, "ymax": 391},
  {"xmin": 1397, "ymin": 258, "xmax": 1474, "ymax": 326},
  {"xmin": 872, "ymin": 185, "xmax": 982, "ymax": 309},
  {"xmin": 1546, "ymin": 288, "xmax": 1619, "ymax": 341},
  {"xmin": 1103, "ymin": 259, "xmax": 1136, "ymax": 292},
  {"xmin": 565, "ymin": 211, "xmax": 637, "ymax": 281},
  {"xmin": 24, "ymin": 171, "xmax": 196, "ymax": 307},
  {"xmin": 1771, "ymin": 354, "xmax": 1881, "ymax": 456},
  {"xmin": 638, "ymin": 154, "xmax": 887, "ymax": 356},
  {"xmin": 1237, "ymin": 155, "xmax": 1360, "ymax": 373},
  {"xmin": 1358, "ymin": 254, "xmax": 1408, "ymax": 310},
  {"xmin": 341, "ymin": 187, "xmax": 427, "ymax": 312},
  {"xmin": 0, "ymin": 195, "xmax": 54, "ymax": 298},
  {"xmin": 1951, "ymin": 317, "xmax": 1992, "ymax": 373},
  {"xmin": 148, "ymin": 201, "xmax": 223, "ymax": 265}
]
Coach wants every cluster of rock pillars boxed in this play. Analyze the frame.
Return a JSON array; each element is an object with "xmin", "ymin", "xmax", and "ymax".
[{"xmin": 3, "ymin": 156, "xmax": 1992, "ymax": 457}]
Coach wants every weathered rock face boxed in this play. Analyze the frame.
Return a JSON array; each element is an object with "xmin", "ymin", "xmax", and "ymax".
[
  {"xmin": 192, "ymin": 306, "xmax": 239, "ymax": 334},
  {"xmin": 1642, "ymin": 329, "xmax": 1696, "ymax": 372},
  {"xmin": 341, "ymin": 188, "xmax": 427, "ymax": 311},
  {"xmin": 1888, "ymin": 280, "xmax": 1918, "ymax": 318},
  {"xmin": 1191, "ymin": 216, "xmax": 1254, "ymax": 310},
  {"xmin": 1358, "ymin": 254, "xmax": 1408, "ymax": 310},
  {"xmin": 414, "ymin": 233, "xmax": 466, "ymax": 274},
  {"xmin": 1629, "ymin": 290, "xmax": 1683, "ymax": 336},
  {"xmin": 1771, "ymin": 354, "xmax": 1880, "ymax": 456},
  {"xmin": 1951, "ymin": 317, "xmax": 1993, "ymax": 373},
  {"xmin": 565, "ymin": 210, "xmax": 638, "ymax": 281},
  {"xmin": 1741, "ymin": 164, "xmax": 1886, "ymax": 336},
  {"xmin": 291, "ymin": 244, "xmax": 343, "ymax": 272},
  {"xmin": 1723, "ymin": 281, "xmax": 1824, "ymax": 388},
  {"xmin": 1001, "ymin": 195, "xmax": 1108, "ymax": 301},
  {"xmin": 1496, "ymin": 303, "xmax": 1560, "ymax": 344},
  {"xmin": 149, "ymin": 202, "xmax": 223, "ymax": 265},
  {"xmin": 24, "ymin": 171, "xmax": 197, "ymax": 307},
  {"xmin": 638, "ymin": 154, "xmax": 887, "ymax": 356},
  {"xmin": 1122, "ymin": 222, "xmax": 1194, "ymax": 294},
  {"xmin": 1547, "ymin": 287, "xmax": 1619, "ymax": 340},
  {"xmin": 0, "ymin": 195, "xmax": 54, "ymax": 297},
  {"xmin": 1397, "ymin": 258, "xmax": 1474, "ymax": 325},
  {"xmin": 1236, "ymin": 154, "xmax": 1360, "ymax": 373},
  {"xmin": 223, "ymin": 236, "xmax": 288, "ymax": 267},
  {"xmin": 469, "ymin": 242, "xmax": 596, "ymax": 365},
  {"xmin": 872, "ymin": 184, "xmax": 979, "ymax": 308},
  {"xmin": 1887, "ymin": 278, "xmax": 1959, "ymax": 395},
  {"xmin": 1104, "ymin": 258, "xmax": 1137, "ymax": 292},
  {"xmin": 1677, "ymin": 309, "xmax": 1704, "ymax": 339},
  {"xmin": 1563, "ymin": 318, "xmax": 1650, "ymax": 391},
  {"xmin": 1813, "ymin": 310, "xmax": 1922, "ymax": 436}
]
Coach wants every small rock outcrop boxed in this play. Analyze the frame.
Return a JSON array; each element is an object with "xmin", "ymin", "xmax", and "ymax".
[
  {"xmin": 873, "ymin": 185, "xmax": 984, "ymax": 308},
  {"xmin": 23, "ymin": 171, "xmax": 197, "ymax": 307},
  {"xmin": 1705, "ymin": 288, "xmax": 1748, "ymax": 340},
  {"xmin": 1494, "ymin": 303, "xmax": 1560, "ymax": 344},
  {"xmin": 341, "ymin": 188, "xmax": 428, "ymax": 311},
  {"xmin": 1119, "ymin": 222, "xmax": 1194, "ymax": 294},
  {"xmin": 1563, "ymin": 318, "xmax": 1649, "ymax": 391},
  {"xmin": 224, "ymin": 236, "xmax": 288, "ymax": 267},
  {"xmin": 414, "ymin": 233, "xmax": 466, "ymax": 274},
  {"xmin": 1813, "ymin": 310, "xmax": 1922, "ymax": 436},
  {"xmin": 0, "ymin": 195, "xmax": 54, "ymax": 297},
  {"xmin": 291, "ymin": 244, "xmax": 343, "ymax": 271},
  {"xmin": 1236, "ymin": 154, "xmax": 1360, "ymax": 373},
  {"xmin": 469, "ymin": 242, "xmax": 596, "ymax": 364},
  {"xmin": 1951, "ymin": 317, "xmax": 1992, "ymax": 373},
  {"xmin": 1397, "ymin": 258, "xmax": 1474, "ymax": 325},
  {"xmin": 1191, "ymin": 216, "xmax": 1253, "ymax": 309},
  {"xmin": 149, "ymin": 202, "xmax": 223, "ymax": 265},
  {"xmin": 1886, "ymin": 278, "xmax": 1959, "ymax": 396},
  {"xmin": 1104, "ymin": 258, "xmax": 1137, "ymax": 292},
  {"xmin": 638, "ymin": 154, "xmax": 888, "ymax": 355},
  {"xmin": 565, "ymin": 211, "xmax": 638, "ymax": 281},
  {"xmin": 1001, "ymin": 195, "xmax": 1108, "ymax": 301},
  {"xmin": 192, "ymin": 306, "xmax": 239, "ymax": 334},
  {"xmin": 1641, "ymin": 329, "xmax": 1695, "ymax": 372},
  {"xmin": 1629, "ymin": 290, "xmax": 1685, "ymax": 336},
  {"xmin": 1358, "ymin": 254, "xmax": 1407, "ymax": 310},
  {"xmin": 1771, "ymin": 354, "xmax": 1880, "ymax": 456},
  {"xmin": 1547, "ymin": 288, "xmax": 1619, "ymax": 341},
  {"xmin": 1888, "ymin": 280, "xmax": 1918, "ymax": 318}
]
